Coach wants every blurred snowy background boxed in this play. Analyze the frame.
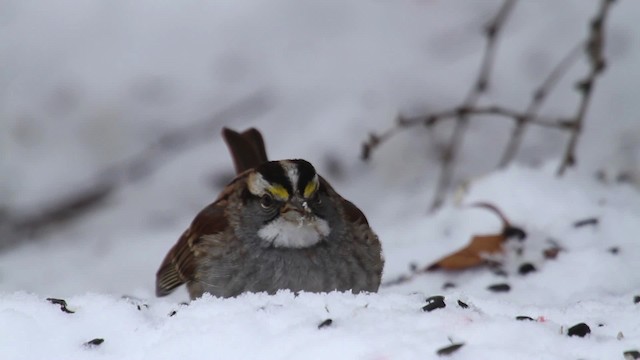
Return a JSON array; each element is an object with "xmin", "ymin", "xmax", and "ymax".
[{"xmin": 1, "ymin": 0, "xmax": 640, "ymax": 358}]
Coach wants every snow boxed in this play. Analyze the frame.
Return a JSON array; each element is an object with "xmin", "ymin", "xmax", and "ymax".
[
  {"xmin": 3, "ymin": 164, "xmax": 639, "ymax": 359},
  {"xmin": 2, "ymin": 0, "xmax": 640, "ymax": 359},
  {"xmin": 1, "ymin": 290, "xmax": 639, "ymax": 359}
]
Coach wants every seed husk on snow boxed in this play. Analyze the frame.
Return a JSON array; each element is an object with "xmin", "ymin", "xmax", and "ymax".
[
  {"xmin": 567, "ymin": 323, "xmax": 591, "ymax": 337},
  {"xmin": 573, "ymin": 217, "xmax": 599, "ymax": 228},
  {"xmin": 624, "ymin": 350, "xmax": 640, "ymax": 359},
  {"xmin": 84, "ymin": 338, "xmax": 104, "ymax": 348},
  {"xmin": 442, "ymin": 282, "xmax": 456, "ymax": 290},
  {"xmin": 543, "ymin": 247, "xmax": 562, "ymax": 260},
  {"xmin": 46, "ymin": 298, "xmax": 74, "ymax": 314},
  {"xmin": 423, "ymin": 296, "xmax": 446, "ymax": 312},
  {"xmin": 317, "ymin": 319, "xmax": 333, "ymax": 329},
  {"xmin": 487, "ymin": 283, "xmax": 511, "ymax": 293},
  {"xmin": 518, "ymin": 263, "xmax": 537, "ymax": 275},
  {"xmin": 503, "ymin": 226, "xmax": 527, "ymax": 241},
  {"xmin": 516, "ymin": 316, "xmax": 534, "ymax": 321},
  {"xmin": 436, "ymin": 343, "xmax": 464, "ymax": 356}
]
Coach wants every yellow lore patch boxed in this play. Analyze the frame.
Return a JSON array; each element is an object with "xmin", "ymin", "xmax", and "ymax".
[
  {"xmin": 268, "ymin": 184, "xmax": 290, "ymax": 200},
  {"xmin": 303, "ymin": 178, "xmax": 318, "ymax": 198}
]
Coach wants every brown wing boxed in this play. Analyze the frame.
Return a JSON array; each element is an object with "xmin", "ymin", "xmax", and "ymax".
[
  {"xmin": 155, "ymin": 200, "xmax": 229, "ymax": 297},
  {"xmin": 318, "ymin": 176, "xmax": 369, "ymax": 226},
  {"xmin": 222, "ymin": 127, "xmax": 269, "ymax": 174},
  {"xmin": 340, "ymin": 198, "xmax": 370, "ymax": 226}
]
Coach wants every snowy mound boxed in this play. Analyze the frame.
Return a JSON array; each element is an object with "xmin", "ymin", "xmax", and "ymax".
[{"xmin": 2, "ymin": 291, "xmax": 638, "ymax": 360}]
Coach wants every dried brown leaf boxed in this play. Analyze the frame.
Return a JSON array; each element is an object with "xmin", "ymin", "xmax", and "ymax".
[{"xmin": 427, "ymin": 234, "xmax": 505, "ymax": 271}]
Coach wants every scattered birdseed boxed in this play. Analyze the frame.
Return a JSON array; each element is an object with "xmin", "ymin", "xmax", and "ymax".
[
  {"xmin": 436, "ymin": 343, "xmax": 464, "ymax": 356},
  {"xmin": 503, "ymin": 226, "xmax": 526, "ymax": 241},
  {"xmin": 516, "ymin": 316, "xmax": 534, "ymax": 321},
  {"xmin": 518, "ymin": 263, "xmax": 537, "ymax": 275},
  {"xmin": 423, "ymin": 296, "xmax": 446, "ymax": 312},
  {"xmin": 487, "ymin": 283, "xmax": 511, "ymax": 293},
  {"xmin": 317, "ymin": 319, "xmax": 333, "ymax": 329},
  {"xmin": 457, "ymin": 300, "xmax": 469, "ymax": 309},
  {"xmin": 573, "ymin": 217, "xmax": 599, "ymax": 228},
  {"xmin": 46, "ymin": 298, "xmax": 74, "ymax": 314},
  {"xmin": 442, "ymin": 282, "xmax": 456, "ymax": 290},
  {"xmin": 624, "ymin": 350, "xmax": 640, "ymax": 360},
  {"xmin": 543, "ymin": 247, "xmax": 562, "ymax": 260},
  {"xmin": 84, "ymin": 338, "xmax": 104, "ymax": 348},
  {"xmin": 567, "ymin": 323, "xmax": 591, "ymax": 337}
]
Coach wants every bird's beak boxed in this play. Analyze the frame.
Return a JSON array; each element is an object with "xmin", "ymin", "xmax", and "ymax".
[{"xmin": 280, "ymin": 197, "xmax": 310, "ymax": 222}]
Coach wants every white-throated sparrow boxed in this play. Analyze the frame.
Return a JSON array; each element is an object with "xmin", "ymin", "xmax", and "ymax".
[{"xmin": 156, "ymin": 128, "xmax": 383, "ymax": 299}]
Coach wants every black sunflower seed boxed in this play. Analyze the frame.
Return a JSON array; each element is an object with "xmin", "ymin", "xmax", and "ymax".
[
  {"xmin": 317, "ymin": 319, "xmax": 333, "ymax": 329},
  {"xmin": 503, "ymin": 226, "xmax": 526, "ymax": 241},
  {"xmin": 573, "ymin": 217, "xmax": 599, "ymax": 228},
  {"xmin": 84, "ymin": 338, "xmax": 104, "ymax": 347},
  {"xmin": 567, "ymin": 323, "xmax": 591, "ymax": 337},
  {"xmin": 46, "ymin": 298, "xmax": 74, "ymax": 314},
  {"xmin": 423, "ymin": 296, "xmax": 446, "ymax": 312},
  {"xmin": 436, "ymin": 343, "xmax": 464, "ymax": 356},
  {"xmin": 442, "ymin": 282, "xmax": 456, "ymax": 290},
  {"xmin": 518, "ymin": 263, "xmax": 537, "ymax": 275},
  {"xmin": 487, "ymin": 283, "xmax": 511, "ymax": 293},
  {"xmin": 624, "ymin": 350, "xmax": 640, "ymax": 359}
]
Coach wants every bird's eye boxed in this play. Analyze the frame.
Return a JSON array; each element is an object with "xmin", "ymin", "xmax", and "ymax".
[{"xmin": 260, "ymin": 194, "xmax": 274, "ymax": 208}]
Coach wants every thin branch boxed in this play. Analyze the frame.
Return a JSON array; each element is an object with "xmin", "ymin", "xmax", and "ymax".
[
  {"xmin": 398, "ymin": 106, "xmax": 574, "ymax": 130},
  {"xmin": 558, "ymin": 0, "xmax": 614, "ymax": 175},
  {"xmin": 431, "ymin": 0, "xmax": 516, "ymax": 211},
  {"xmin": 499, "ymin": 42, "xmax": 584, "ymax": 167},
  {"xmin": 361, "ymin": 0, "xmax": 618, "ymax": 211},
  {"xmin": 465, "ymin": 0, "xmax": 516, "ymax": 104}
]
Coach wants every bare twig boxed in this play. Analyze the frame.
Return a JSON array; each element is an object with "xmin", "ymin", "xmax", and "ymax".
[
  {"xmin": 362, "ymin": 0, "xmax": 516, "ymax": 211},
  {"xmin": 431, "ymin": 0, "xmax": 515, "ymax": 211},
  {"xmin": 499, "ymin": 42, "xmax": 584, "ymax": 167},
  {"xmin": 557, "ymin": 0, "xmax": 614, "ymax": 175},
  {"xmin": 398, "ymin": 106, "xmax": 574, "ymax": 130},
  {"xmin": 361, "ymin": 0, "xmax": 617, "ymax": 211}
]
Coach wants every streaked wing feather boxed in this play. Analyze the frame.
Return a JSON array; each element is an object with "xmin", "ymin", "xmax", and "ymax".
[
  {"xmin": 155, "ymin": 201, "xmax": 229, "ymax": 297},
  {"xmin": 319, "ymin": 176, "xmax": 369, "ymax": 226}
]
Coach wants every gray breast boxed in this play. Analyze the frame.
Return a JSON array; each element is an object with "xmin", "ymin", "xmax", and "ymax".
[{"xmin": 190, "ymin": 231, "xmax": 380, "ymax": 298}]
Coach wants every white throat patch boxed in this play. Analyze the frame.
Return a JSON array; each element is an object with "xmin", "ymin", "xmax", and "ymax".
[{"xmin": 258, "ymin": 217, "xmax": 331, "ymax": 248}]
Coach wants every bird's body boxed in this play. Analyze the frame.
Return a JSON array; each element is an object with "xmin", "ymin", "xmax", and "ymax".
[{"xmin": 155, "ymin": 128, "xmax": 383, "ymax": 299}]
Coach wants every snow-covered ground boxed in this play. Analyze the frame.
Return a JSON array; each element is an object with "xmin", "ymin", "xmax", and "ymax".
[
  {"xmin": 1, "ymin": 0, "xmax": 640, "ymax": 359},
  {"xmin": 2, "ymin": 165, "xmax": 640, "ymax": 359}
]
